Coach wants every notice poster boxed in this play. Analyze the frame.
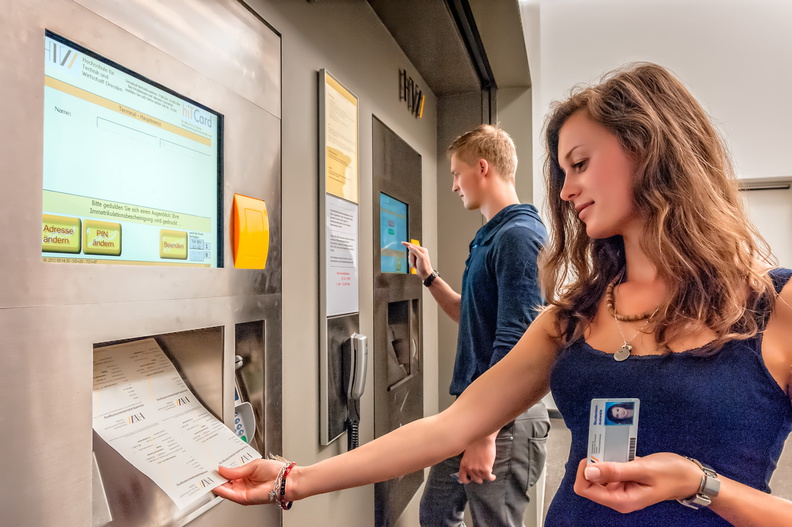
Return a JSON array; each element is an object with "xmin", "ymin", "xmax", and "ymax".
[
  {"xmin": 326, "ymin": 194, "xmax": 359, "ymax": 316},
  {"xmin": 92, "ymin": 339, "xmax": 259, "ymax": 509},
  {"xmin": 322, "ymin": 71, "xmax": 358, "ymax": 203}
]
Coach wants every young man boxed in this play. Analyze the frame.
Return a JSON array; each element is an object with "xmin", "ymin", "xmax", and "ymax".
[{"xmin": 403, "ymin": 125, "xmax": 550, "ymax": 527}]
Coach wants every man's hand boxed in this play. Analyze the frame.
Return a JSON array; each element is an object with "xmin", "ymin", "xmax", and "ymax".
[
  {"xmin": 402, "ymin": 242, "xmax": 433, "ymax": 280},
  {"xmin": 457, "ymin": 433, "xmax": 498, "ymax": 484}
]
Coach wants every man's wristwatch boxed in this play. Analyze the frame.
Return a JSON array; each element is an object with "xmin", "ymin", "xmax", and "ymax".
[
  {"xmin": 677, "ymin": 457, "xmax": 720, "ymax": 509},
  {"xmin": 423, "ymin": 270, "xmax": 439, "ymax": 287}
]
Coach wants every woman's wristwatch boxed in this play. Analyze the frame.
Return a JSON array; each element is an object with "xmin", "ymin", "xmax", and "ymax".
[{"xmin": 677, "ymin": 457, "xmax": 720, "ymax": 509}]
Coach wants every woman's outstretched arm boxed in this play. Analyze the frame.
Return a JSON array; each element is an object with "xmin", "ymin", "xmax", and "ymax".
[{"xmin": 214, "ymin": 309, "xmax": 560, "ymax": 504}]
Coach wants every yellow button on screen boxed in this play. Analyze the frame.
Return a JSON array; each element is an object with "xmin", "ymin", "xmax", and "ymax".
[
  {"xmin": 84, "ymin": 220, "xmax": 122, "ymax": 256},
  {"xmin": 42, "ymin": 214, "xmax": 81, "ymax": 254},
  {"xmin": 160, "ymin": 229, "xmax": 188, "ymax": 260}
]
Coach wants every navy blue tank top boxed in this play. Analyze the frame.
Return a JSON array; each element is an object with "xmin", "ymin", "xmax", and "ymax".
[{"xmin": 546, "ymin": 268, "xmax": 792, "ymax": 526}]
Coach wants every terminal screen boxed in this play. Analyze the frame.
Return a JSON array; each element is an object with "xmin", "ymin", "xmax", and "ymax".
[
  {"xmin": 380, "ymin": 193, "xmax": 408, "ymax": 274},
  {"xmin": 42, "ymin": 31, "xmax": 222, "ymax": 267}
]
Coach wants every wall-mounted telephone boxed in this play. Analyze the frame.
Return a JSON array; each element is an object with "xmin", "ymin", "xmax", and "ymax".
[{"xmin": 343, "ymin": 333, "xmax": 368, "ymax": 450}]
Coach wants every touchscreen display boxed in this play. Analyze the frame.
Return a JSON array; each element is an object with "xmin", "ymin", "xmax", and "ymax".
[
  {"xmin": 380, "ymin": 193, "xmax": 408, "ymax": 274},
  {"xmin": 42, "ymin": 31, "xmax": 222, "ymax": 267}
]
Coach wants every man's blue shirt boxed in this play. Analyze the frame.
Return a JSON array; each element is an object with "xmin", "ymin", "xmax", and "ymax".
[{"xmin": 449, "ymin": 203, "xmax": 546, "ymax": 396}]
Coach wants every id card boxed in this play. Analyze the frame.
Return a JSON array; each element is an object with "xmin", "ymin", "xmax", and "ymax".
[{"xmin": 587, "ymin": 398, "xmax": 639, "ymax": 464}]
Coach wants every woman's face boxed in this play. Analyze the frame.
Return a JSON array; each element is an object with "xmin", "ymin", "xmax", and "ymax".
[
  {"xmin": 557, "ymin": 110, "xmax": 641, "ymax": 239},
  {"xmin": 610, "ymin": 406, "xmax": 634, "ymax": 420}
]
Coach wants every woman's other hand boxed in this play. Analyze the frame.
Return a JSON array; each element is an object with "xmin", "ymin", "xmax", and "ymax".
[{"xmin": 573, "ymin": 453, "xmax": 702, "ymax": 513}]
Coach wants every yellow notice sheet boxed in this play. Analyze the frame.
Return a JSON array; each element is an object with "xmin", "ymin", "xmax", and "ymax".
[
  {"xmin": 323, "ymin": 71, "xmax": 358, "ymax": 203},
  {"xmin": 92, "ymin": 339, "xmax": 260, "ymax": 509}
]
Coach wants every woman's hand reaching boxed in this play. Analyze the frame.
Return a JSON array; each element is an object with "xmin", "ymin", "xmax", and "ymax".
[{"xmin": 213, "ymin": 459, "xmax": 293, "ymax": 505}]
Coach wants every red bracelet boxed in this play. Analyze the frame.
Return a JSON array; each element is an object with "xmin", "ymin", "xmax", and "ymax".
[{"xmin": 279, "ymin": 462, "xmax": 296, "ymax": 510}]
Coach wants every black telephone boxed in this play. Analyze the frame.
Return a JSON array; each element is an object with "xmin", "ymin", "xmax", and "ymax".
[{"xmin": 343, "ymin": 333, "xmax": 368, "ymax": 450}]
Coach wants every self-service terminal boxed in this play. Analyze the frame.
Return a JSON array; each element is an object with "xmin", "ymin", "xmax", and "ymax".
[
  {"xmin": 372, "ymin": 117, "xmax": 424, "ymax": 527},
  {"xmin": 2, "ymin": 2, "xmax": 282, "ymax": 526}
]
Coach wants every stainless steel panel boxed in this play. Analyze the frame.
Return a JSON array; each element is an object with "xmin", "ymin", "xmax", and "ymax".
[
  {"xmin": 2, "ymin": 1, "xmax": 283, "ymax": 310},
  {"xmin": 73, "ymin": 0, "xmax": 281, "ymax": 118},
  {"xmin": 371, "ymin": 116, "xmax": 424, "ymax": 526},
  {"xmin": 92, "ymin": 327, "xmax": 224, "ymax": 527},
  {"xmin": 322, "ymin": 314, "xmax": 361, "ymax": 444},
  {"xmin": 93, "ymin": 451, "xmax": 114, "ymax": 527},
  {"xmin": 0, "ymin": 1, "xmax": 282, "ymax": 526},
  {"xmin": 317, "ymin": 69, "xmax": 362, "ymax": 446},
  {"xmin": 235, "ymin": 320, "xmax": 267, "ymax": 453}
]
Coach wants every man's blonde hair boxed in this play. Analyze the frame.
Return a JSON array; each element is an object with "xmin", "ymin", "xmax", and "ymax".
[{"xmin": 448, "ymin": 124, "xmax": 517, "ymax": 181}]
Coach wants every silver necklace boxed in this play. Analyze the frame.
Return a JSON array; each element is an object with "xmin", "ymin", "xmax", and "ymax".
[{"xmin": 612, "ymin": 310, "xmax": 657, "ymax": 361}]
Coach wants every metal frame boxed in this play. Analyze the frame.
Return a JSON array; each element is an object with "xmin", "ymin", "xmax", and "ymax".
[
  {"xmin": 371, "ymin": 115, "xmax": 425, "ymax": 527},
  {"xmin": 1, "ymin": 1, "xmax": 282, "ymax": 526},
  {"xmin": 318, "ymin": 69, "xmax": 361, "ymax": 446}
]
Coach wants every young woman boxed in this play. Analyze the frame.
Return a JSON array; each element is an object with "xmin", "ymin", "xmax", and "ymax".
[{"xmin": 214, "ymin": 63, "xmax": 792, "ymax": 526}]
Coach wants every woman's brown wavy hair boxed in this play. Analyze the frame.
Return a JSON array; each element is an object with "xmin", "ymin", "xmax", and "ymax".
[{"xmin": 539, "ymin": 62, "xmax": 776, "ymax": 353}]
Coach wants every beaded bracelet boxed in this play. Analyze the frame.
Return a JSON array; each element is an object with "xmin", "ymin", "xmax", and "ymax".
[
  {"xmin": 268, "ymin": 454, "xmax": 296, "ymax": 510},
  {"xmin": 279, "ymin": 462, "xmax": 296, "ymax": 510}
]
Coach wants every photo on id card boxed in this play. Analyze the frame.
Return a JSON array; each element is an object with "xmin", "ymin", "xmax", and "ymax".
[{"xmin": 587, "ymin": 398, "xmax": 639, "ymax": 464}]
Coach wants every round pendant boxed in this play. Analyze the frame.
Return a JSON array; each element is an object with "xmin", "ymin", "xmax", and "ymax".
[{"xmin": 614, "ymin": 344, "xmax": 631, "ymax": 361}]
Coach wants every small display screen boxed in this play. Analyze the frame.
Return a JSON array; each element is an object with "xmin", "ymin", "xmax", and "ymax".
[
  {"xmin": 380, "ymin": 193, "xmax": 408, "ymax": 274},
  {"xmin": 42, "ymin": 31, "xmax": 222, "ymax": 267}
]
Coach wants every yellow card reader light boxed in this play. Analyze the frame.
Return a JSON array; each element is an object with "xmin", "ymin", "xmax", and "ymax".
[
  {"xmin": 410, "ymin": 239, "xmax": 421, "ymax": 274},
  {"xmin": 232, "ymin": 194, "xmax": 269, "ymax": 269}
]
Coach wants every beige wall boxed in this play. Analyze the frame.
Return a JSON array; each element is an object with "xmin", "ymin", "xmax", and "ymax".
[
  {"xmin": 241, "ymin": 2, "xmax": 439, "ymax": 525},
  {"xmin": 433, "ymin": 87, "xmax": 536, "ymax": 413},
  {"xmin": 498, "ymin": 87, "xmax": 534, "ymax": 205},
  {"xmin": 434, "ymin": 92, "xmax": 486, "ymax": 412},
  {"xmin": 427, "ymin": 89, "xmax": 541, "ymax": 527}
]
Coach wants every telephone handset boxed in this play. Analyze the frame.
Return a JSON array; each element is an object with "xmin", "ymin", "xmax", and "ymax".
[
  {"xmin": 233, "ymin": 355, "xmax": 256, "ymax": 446},
  {"xmin": 344, "ymin": 333, "xmax": 368, "ymax": 450},
  {"xmin": 347, "ymin": 333, "xmax": 368, "ymax": 401}
]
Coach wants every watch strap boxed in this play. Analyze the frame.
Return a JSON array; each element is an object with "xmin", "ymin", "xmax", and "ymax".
[
  {"xmin": 423, "ymin": 270, "xmax": 439, "ymax": 287},
  {"xmin": 677, "ymin": 457, "xmax": 720, "ymax": 509}
]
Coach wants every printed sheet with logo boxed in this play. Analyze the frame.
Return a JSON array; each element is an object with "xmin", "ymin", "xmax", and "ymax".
[{"xmin": 93, "ymin": 338, "xmax": 260, "ymax": 509}]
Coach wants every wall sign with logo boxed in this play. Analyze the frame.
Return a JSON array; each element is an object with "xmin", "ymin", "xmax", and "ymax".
[{"xmin": 399, "ymin": 69, "xmax": 425, "ymax": 119}]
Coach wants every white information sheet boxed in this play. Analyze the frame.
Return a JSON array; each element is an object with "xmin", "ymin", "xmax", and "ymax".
[
  {"xmin": 92, "ymin": 339, "xmax": 260, "ymax": 509},
  {"xmin": 326, "ymin": 193, "xmax": 359, "ymax": 316}
]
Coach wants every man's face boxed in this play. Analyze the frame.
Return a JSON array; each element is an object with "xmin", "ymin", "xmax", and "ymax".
[{"xmin": 450, "ymin": 154, "xmax": 485, "ymax": 210}]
